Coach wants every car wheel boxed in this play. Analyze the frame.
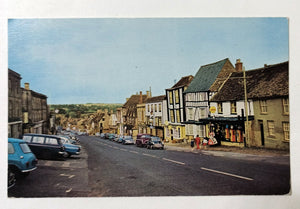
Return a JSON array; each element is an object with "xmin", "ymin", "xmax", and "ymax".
[
  {"xmin": 64, "ymin": 152, "xmax": 70, "ymax": 158},
  {"xmin": 8, "ymin": 168, "xmax": 16, "ymax": 189}
]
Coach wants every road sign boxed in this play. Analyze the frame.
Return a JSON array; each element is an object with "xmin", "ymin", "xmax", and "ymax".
[{"xmin": 210, "ymin": 106, "xmax": 216, "ymax": 113}]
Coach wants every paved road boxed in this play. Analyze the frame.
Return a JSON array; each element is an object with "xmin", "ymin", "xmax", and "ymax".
[{"xmin": 8, "ymin": 135, "xmax": 290, "ymax": 197}]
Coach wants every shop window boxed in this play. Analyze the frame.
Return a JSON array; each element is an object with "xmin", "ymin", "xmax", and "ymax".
[
  {"xmin": 260, "ymin": 100, "xmax": 268, "ymax": 114},
  {"xmin": 267, "ymin": 121, "xmax": 275, "ymax": 136},
  {"xmin": 230, "ymin": 101, "xmax": 237, "ymax": 114},
  {"xmin": 282, "ymin": 98, "xmax": 289, "ymax": 115},
  {"xmin": 175, "ymin": 90, "xmax": 179, "ymax": 104},
  {"xmin": 218, "ymin": 102, "xmax": 223, "ymax": 114},
  {"xmin": 282, "ymin": 122, "xmax": 290, "ymax": 141},
  {"xmin": 176, "ymin": 109, "xmax": 180, "ymax": 123}
]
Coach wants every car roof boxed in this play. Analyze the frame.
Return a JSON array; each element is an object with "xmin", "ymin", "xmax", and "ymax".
[
  {"xmin": 8, "ymin": 138, "xmax": 24, "ymax": 143},
  {"xmin": 23, "ymin": 133, "xmax": 61, "ymax": 139}
]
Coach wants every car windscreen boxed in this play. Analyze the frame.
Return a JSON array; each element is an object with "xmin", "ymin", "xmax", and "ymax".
[{"xmin": 19, "ymin": 143, "xmax": 32, "ymax": 153}]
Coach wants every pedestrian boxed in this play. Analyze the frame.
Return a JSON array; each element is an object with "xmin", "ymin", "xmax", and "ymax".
[
  {"xmin": 195, "ymin": 135, "xmax": 201, "ymax": 149},
  {"xmin": 190, "ymin": 138, "xmax": 194, "ymax": 148}
]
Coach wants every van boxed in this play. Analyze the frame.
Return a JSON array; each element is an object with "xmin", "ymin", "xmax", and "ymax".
[{"xmin": 22, "ymin": 134, "xmax": 66, "ymax": 160}]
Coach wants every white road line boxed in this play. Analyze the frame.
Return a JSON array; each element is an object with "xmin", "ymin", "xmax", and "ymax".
[
  {"xmin": 120, "ymin": 148, "xmax": 128, "ymax": 151},
  {"xmin": 129, "ymin": 151, "xmax": 139, "ymax": 154},
  {"xmin": 142, "ymin": 153, "xmax": 158, "ymax": 158},
  {"xmin": 162, "ymin": 158, "xmax": 185, "ymax": 165},
  {"xmin": 113, "ymin": 146, "xmax": 120, "ymax": 149},
  {"xmin": 201, "ymin": 167, "xmax": 253, "ymax": 181}
]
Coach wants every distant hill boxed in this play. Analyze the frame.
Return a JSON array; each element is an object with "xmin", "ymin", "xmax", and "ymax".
[{"xmin": 49, "ymin": 103, "xmax": 122, "ymax": 118}]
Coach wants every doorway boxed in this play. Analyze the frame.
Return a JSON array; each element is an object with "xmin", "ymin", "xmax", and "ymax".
[{"xmin": 259, "ymin": 120, "xmax": 265, "ymax": 146}]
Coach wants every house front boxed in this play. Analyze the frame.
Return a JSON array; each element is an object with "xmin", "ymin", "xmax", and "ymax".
[
  {"xmin": 183, "ymin": 58, "xmax": 241, "ymax": 141},
  {"xmin": 165, "ymin": 75, "xmax": 194, "ymax": 143},
  {"xmin": 145, "ymin": 95, "xmax": 167, "ymax": 139},
  {"xmin": 210, "ymin": 61, "xmax": 289, "ymax": 150}
]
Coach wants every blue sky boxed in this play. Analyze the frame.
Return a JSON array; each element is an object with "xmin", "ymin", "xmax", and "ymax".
[{"xmin": 8, "ymin": 18, "xmax": 289, "ymax": 104}]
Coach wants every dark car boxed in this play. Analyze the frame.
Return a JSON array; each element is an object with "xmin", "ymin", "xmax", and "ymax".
[
  {"xmin": 8, "ymin": 138, "xmax": 38, "ymax": 188},
  {"xmin": 22, "ymin": 134, "xmax": 66, "ymax": 160},
  {"xmin": 146, "ymin": 137, "xmax": 164, "ymax": 150},
  {"xmin": 135, "ymin": 134, "xmax": 152, "ymax": 147}
]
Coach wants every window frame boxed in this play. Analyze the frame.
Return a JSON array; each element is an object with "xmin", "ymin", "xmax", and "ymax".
[
  {"xmin": 230, "ymin": 101, "xmax": 237, "ymax": 114},
  {"xmin": 282, "ymin": 122, "xmax": 290, "ymax": 141},
  {"xmin": 267, "ymin": 120, "xmax": 275, "ymax": 137},
  {"xmin": 260, "ymin": 100, "xmax": 268, "ymax": 114},
  {"xmin": 217, "ymin": 102, "xmax": 223, "ymax": 114},
  {"xmin": 282, "ymin": 98, "xmax": 289, "ymax": 115},
  {"xmin": 169, "ymin": 91, "xmax": 173, "ymax": 105}
]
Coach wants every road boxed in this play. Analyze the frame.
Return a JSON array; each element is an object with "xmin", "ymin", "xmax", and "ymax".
[{"xmin": 8, "ymin": 135, "xmax": 290, "ymax": 197}]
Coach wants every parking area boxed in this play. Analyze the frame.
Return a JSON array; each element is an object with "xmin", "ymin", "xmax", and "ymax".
[{"xmin": 8, "ymin": 146, "xmax": 89, "ymax": 197}]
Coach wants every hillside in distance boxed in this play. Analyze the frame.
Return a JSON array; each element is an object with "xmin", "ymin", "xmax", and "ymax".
[{"xmin": 49, "ymin": 103, "xmax": 122, "ymax": 118}]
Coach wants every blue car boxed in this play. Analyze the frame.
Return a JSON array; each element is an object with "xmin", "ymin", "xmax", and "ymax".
[
  {"xmin": 59, "ymin": 136, "xmax": 81, "ymax": 158},
  {"xmin": 8, "ymin": 138, "xmax": 38, "ymax": 188}
]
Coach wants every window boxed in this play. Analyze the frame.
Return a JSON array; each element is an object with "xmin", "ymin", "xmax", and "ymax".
[
  {"xmin": 282, "ymin": 98, "xmax": 289, "ymax": 114},
  {"xmin": 32, "ymin": 136, "xmax": 45, "ymax": 144},
  {"xmin": 267, "ymin": 121, "xmax": 275, "ymax": 136},
  {"xmin": 175, "ymin": 90, "xmax": 179, "ymax": 104},
  {"xmin": 197, "ymin": 125, "xmax": 205, "ymax": 137},
  {"xmin": 159, "ymin": 103, "xmax": 162, "ymax": 112},
  {"xmin": 218, "ymin": 102, "xmax": 223, "ymax": 114},
  {"xmin": 260, "ymin": 100, "xmax": 267, "ymax": 114},
  {"xmin": 23, "ymin": 135, "xmax": 32, "ymax": 143},
  {"xmin": 187, "ymin": 124, "xmax": 193, "ymax": 135},
  {"xmin": 45, "ymin": 138, "xmax": 58, "ymax": 145},
  {"xmin": 169, "ymin": 91, "xmax": 173, "ymax": 104},
  {"xmin": 188, "ymin": 108, "xmax": 193, "ymax": 120},
  {"xmin": 170, "ymin": 110, "xmax": 175, "ymax": 123},
  {"xmin": 282, "ymin": 122, "xmax": 290, "ymax": 141},
  {"xmin": 8, "ymin": 143, "xmax": 14, "ymax": 154},
  {"xmin": 231, "ymin": 101, "xmax": 237, "ymax": 114},
  {"xmin": 19, "ymin": 143, "xmax": 32, "ymax": 153},
  {"xmin": 200, "ymin": 108, "xmax": 206, "ymax": 118},
  {"xmin": 176, "ymin": 109, "xmax": 180, "ymax": 123}
]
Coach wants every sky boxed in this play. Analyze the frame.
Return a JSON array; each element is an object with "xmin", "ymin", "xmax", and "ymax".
[{"xmin": 8, "ymin": 18, "xmax": 289, "ymax": 104}]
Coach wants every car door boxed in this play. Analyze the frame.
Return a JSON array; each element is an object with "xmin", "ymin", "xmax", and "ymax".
[{"xmin": 30, "ymin": 136, "xmax": 46, "ymax": 157}]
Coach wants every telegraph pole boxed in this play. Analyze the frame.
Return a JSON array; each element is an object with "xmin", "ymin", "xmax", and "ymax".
[{"xmin": 243, "ymin": 66, "xmax": 249, "ymax": 147}]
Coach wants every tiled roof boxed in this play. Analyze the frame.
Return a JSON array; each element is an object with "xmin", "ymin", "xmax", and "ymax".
[
  {"xmin": 211, "ymin": 61, "xmax": 289, "ymax": 101},
  {"xmin": 184, "ymin": 58, "xmax": 231, "ymax": 93},
  {"xmin": 123, "ymin": 94, "xmax": 148, "ymax": 107},
  {"xmin": 167, "ymin": 75, "xmax": 194, "ymax": 90},
  {"xmin": 145, "ymin": 95, "xmax": 166, "ymax": 103}
]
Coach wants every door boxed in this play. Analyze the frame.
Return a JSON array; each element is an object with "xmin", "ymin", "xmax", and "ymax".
[{"xmin": 259, "ymin": 121, "xmax": 265, "ymax": 146}]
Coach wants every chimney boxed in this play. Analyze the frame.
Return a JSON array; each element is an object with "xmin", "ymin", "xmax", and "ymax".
[
  {"xmin": 235, "ymin": 59, "xmax": 243, "ymax": 72},
  {"xmin": 24, "ymin": 83, "xmax": 30, "ymax": 90},
  {"xmin": 126, "ymin": 98, "xmax": 129, "ymax": 102},
  {"xmin": 139, "ymin": 91, "xmax": 143, "ymax": 104}
]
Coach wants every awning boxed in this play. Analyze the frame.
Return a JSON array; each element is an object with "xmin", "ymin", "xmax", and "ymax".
[{"xmin": 182, "ymin": 116, "xmax": 254, "ymax": 125}]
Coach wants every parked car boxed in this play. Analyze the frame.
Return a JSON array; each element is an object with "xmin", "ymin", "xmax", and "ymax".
[
  {"xmin": 121, "ymin": 136, "xmax": 135, "ymax": 145},
  {"xmin": 22, "ymin": 133, "xmax": 66, "ymax": 160},
  {"xmin": 59, "ymin": 136, "xmax": 81, "ymax": 158},
  {"xmin": 8, "ymin": 138, "xmax": 38, "ymax": 188},
  {"xmin": 146, "ymin": 137, "xmax": 164, "ymax": 150},
  {"xmin": 108, "ymin": 134, "xmax": 116, "ymax": 141},
  {"xmin": 136, "ymin": 134, "xmax": 152, "ymax": 147},
  {"xmin": 100, "ymin": 133, "xmax": 105, "ymax": 138}
]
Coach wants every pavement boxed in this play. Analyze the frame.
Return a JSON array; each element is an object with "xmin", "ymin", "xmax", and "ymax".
[{"xmin": 164, "ymin": 142, "xmax": 290, "ymax": 165}]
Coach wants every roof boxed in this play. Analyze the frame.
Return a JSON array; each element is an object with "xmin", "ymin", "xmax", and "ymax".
[
  {"xmin": 211, "ymin": 61, "xmax": 289, "ymax": 101},
  {"xmin": 123, "ymin": 94, "xmax": 148, "ymax": 107},
  {"xmin": 166, "ymin": 75, "xmax": 194, "ymax": 90},
  {"xmin": 8, "ymin": 138, "xmax": 24, "ymax": 143},
  {"xmin": 184, "ymin": 58, "xmax": 232, "ymax": 93},
  {"xmin": 145, "ymin": 95, "xmax": 166, "ymax": 103}
]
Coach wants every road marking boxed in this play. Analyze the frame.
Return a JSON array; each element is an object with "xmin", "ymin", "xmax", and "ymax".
[
  {"xmin": 129, "ymin": 151, "xmax": 139, "ymax": 154},
  {"xmin": 162, "ymin": 158, "xmax": 185, "ymax": 165},
  {"xmin": 201, "ymin": 167, "xmax": 253, "ymax": 181},
  {"xmin": 66, "ymin": 188, "xmax": 72, "ymax": 193},
  {"xmin": 62, "ymin": 162, "xmax": 70, "ymax": 167},
  {"xmin": 120, "ymin": 148, "xmax": 128, "ymax": 152},
  {"xmin": 113, "ymin": 146, "xmax": 120, "ymax": 149},
  {"xmin": 142, "ymin": 153, "xmax": 158, "ymax": 158}
]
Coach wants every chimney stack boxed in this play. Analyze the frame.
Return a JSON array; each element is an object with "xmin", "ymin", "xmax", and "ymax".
[
  {"xmin": 139, "ymin": 91, "xmax": 143, "ymax": 104},
  {"xmin": 24, "ymin": 83, "xmax": 30, "ymax": 90},
  {"xmin": 235, "ymin": 59, "xmax": 243, "ymax": 72}
]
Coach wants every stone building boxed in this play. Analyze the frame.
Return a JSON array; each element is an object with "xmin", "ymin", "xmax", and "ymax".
[
  {"xmin": 22, "ymin": 83, "xmax": 49, "ymax": 134},
  {"xmin": 8, "ymin": 69, "xmax": 23, "ymax": 138},
  {"xmin": 210, "ymin": 61, "xmax": 289, "ymax": 150}
]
